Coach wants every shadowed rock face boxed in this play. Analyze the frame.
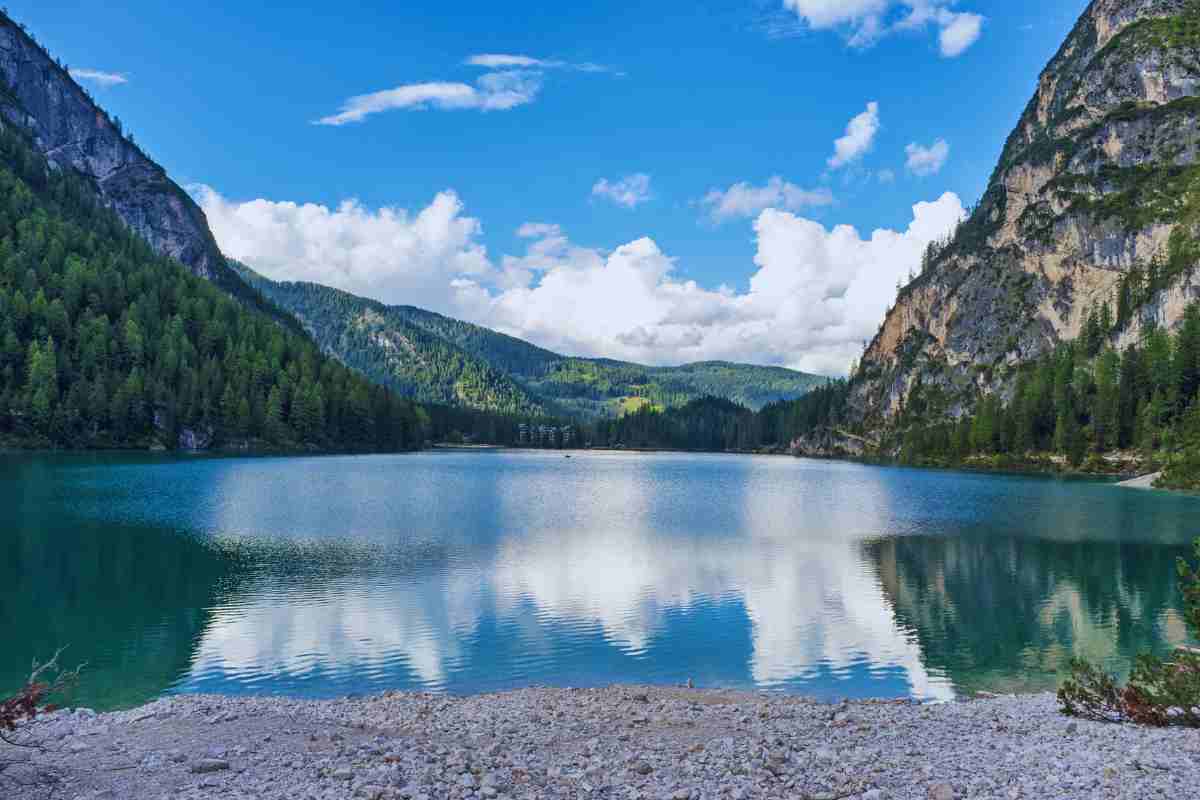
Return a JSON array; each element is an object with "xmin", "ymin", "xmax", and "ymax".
[
  {"xmin": 0, "ymin": 12, "xmax": 227, "ymax": 283},
  {"xmin": 854, "ymin": 0, "xmax": 1200, "ymax": 422}
]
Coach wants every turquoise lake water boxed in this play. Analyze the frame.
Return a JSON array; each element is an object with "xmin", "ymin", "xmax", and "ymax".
[{"xmin": 3, "ymin": 450, "xmax": 1199, "ymax": 710}]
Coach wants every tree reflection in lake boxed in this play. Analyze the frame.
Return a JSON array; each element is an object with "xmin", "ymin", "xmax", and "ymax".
[{"xmin": 3, "ymin": 452, "xmax": 1198, "ymax": 709}]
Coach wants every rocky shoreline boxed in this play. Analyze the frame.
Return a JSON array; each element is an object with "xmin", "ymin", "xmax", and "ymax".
[{"xmin": 6, "ymin": 687, "xmax": 1198, "ymax": 799}]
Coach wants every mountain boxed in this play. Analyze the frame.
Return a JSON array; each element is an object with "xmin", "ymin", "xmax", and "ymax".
[
  {"xmin": 0, "ymin": 11, "xmax": 268, "ymax": 307},
  {"xmin": 235, "ymin": 267, "xmax": 828, "ymax": 419},
  {"xmin": 0, "ymin": 12, "xmax": 430, "ymax": 452},
  {"xmin": 853, "ymin": 0, "xmax": 1200, "ymax": 424},
  {"xmin": 228, "ymin": 271, "xmax": 550, "ymax": 416},
  {"xmin": 0, "ymin": 122, "xmax": 428, "ymax": 451}
]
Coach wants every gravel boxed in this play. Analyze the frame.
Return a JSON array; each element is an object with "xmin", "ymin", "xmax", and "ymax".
[{"xmin": 6, "ymin": 687, "xmax": 1199, "ymax": 799}]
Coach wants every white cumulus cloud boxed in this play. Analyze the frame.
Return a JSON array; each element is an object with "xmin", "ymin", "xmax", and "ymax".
[
  {"xmin": 198, "ymin": 182, "xmax": 966, "ymax": 375},
  {"xmin": 70, "ymin": 68, "xmax": 128, "ymax": 87},
  {"xmin": 828, "ymin": 101, "xmax": 880, "ymax": 169},
  {"xmin": 700, "ymin": 177, "xmax": 833, "ymax": 222},
  {"xmin": 193, "ymin": 185, "xmax": 491, "ymax": 311},
  {"xmin": 937, "ymin": 12, "xmax": 983, "ymax": 57},
  {"xmin": 454, "ymin": 193, "xmax": 967, "ymax": 374},
  {"xmin": 905, "ymin": 138, "xmax": 950, "ymax": 176},
  {"xmin": 781, "ymin": 0, "xmax": 984, "ymax": 56},
  {"xmin": 592, "ymin": 174, "xmax": 653, "ymax": 209}
]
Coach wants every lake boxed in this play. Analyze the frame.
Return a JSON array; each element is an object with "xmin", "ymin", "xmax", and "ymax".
[{"xmin": 3, "ymin": 450, "xmax": 1199, "ymax": 710}]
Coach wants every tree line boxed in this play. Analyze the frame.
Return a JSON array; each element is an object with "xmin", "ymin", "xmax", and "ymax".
[
  {"xmin": 560, "ymin": 303, "xmax": 1200, "ymax": 491},
  {"xmin": 894, "ymin": 304, "xmax": 1200, "ymax": 477},
  {"xmin": 577, "ymin": 383, "xmax": 853, "ymax": 453}
]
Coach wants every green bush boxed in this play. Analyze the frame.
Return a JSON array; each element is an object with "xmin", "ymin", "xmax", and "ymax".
[{"xmin": 1058, "ymin": 540, "xmax": 1200, "ymax": 725}]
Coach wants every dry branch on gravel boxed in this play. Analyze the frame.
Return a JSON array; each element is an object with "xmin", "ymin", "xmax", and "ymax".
[{"xmin": 0, "ymin": 648, "xmax": 83, "ymax": 795}]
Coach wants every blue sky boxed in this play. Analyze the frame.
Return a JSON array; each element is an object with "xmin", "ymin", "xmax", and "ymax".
[{"xmin": 11, "ymin": 0, "xmax": 1089, "ymax": 373}]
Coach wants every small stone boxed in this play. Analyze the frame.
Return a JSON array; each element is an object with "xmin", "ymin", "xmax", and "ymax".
[
  {"xmin": 459, "ymin": 773, "xmax": 477, "ymax": 789},
  {"xmin": 929, "ymin": 783, "xmax": 955, "ymax": 800},
  {"xmin": 634, "ymin": 761, "xmax": 653, "ymax": 775},
  {"xmin": 67, "ymin": 741, "xmax": 90, "ymax": 753},
  {"xmin": 189, "ymin": 758, "xmax": 231, "ymax": 774},
  {"xmin": 332, "ymin": 767, "xmax": 353, "ymax": 780},
  {"xmin": 1065, "ymin": 721, "xmax": 1078, "ymax": 734}
]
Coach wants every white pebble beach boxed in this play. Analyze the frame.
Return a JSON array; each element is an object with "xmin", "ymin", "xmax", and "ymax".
[{"xmin": 7, "ymin": 687, "xmax": 1199, "ymax": 799}]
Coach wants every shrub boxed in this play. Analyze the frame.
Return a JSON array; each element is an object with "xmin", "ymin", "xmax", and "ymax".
[{"xmin": 1058, "ymin": 540, "xmax": 1200, "ymax": 725}]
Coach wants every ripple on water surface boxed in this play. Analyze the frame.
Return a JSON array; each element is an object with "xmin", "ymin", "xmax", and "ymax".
[{"xmin": 2, "ymin": 450, "xmax": 1199, "ymax": 710}]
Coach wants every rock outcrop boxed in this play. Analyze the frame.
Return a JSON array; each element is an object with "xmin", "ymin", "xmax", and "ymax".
[
  {"xmin": 854, "ymin": 0, "xmax": 1200, "ymax": 422},
  {"xmin": 0, "ymin": 12, "xmax": 245, "ymax": 294},
  {"xmin": 789, "ymin": 428, "xmax": 873, "ymax": 459}
]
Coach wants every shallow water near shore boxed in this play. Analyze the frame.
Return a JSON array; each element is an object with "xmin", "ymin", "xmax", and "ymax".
[{"xmin": 3, "ymin": 449, "xmax": 1199, "ymax": 710}]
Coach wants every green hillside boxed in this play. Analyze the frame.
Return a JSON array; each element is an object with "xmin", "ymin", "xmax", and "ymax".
[
  {"xmin": 0, "ymin": 123, "xmax": 428, "ymax": 452},
  {"xmin": 227, "ymin": 274, "xmax": 549, "ymax": 416},
  {"xmin": 236, "ymin": 268, "xmax": 828, "ymax": 420}
]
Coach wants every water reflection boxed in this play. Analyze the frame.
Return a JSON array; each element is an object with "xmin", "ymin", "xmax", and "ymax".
[
  {"xmin": 870, "ymin": 534, "xmax": 1191, "ymax": 693},
  {"xmin": 2, "ymin": 452, "xmax": 1198, "ymax": 710}
]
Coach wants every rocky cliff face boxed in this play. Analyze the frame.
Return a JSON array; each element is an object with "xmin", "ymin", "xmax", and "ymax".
[
  {"xmin": 0, "ymin": 12, "xmax": 236, "ymax": 288},
  {"xmin": 854, "ymin": 0, "xmax": 1200, "ymax": 421}
]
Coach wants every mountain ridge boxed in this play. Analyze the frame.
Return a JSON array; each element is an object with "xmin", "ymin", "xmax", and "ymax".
[{"xmin": 235, "ymin": 265, "xmax": 828, "ymax": 419}]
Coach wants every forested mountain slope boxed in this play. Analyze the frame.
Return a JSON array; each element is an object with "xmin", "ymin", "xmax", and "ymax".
[
  {"xmin": 228, "ymin": 273, "xmax": 549, "ymax": 416},
  {"xmin": 237, "ymin": 268, "xmax": 828, "ymax": 419},
  {"xmin": 854, "ymin": 0, "xmax": 1200, "ymax": 424},
  {"xmin": 0, "ymin": 123, "xmax": 428, "ymax": 451},
  {"xmin": 0, "ymin": 11, "xmax": 272, "ymax": 308}
]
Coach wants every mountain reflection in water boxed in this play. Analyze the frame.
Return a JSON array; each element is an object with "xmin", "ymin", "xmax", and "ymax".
[{"xmin": 2, "ymin": 451, "xmax": 1196, "ymax": 710}]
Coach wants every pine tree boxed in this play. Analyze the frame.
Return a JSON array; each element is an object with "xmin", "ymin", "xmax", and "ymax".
[
  {"xmin": 265, "ymin": 385, "xmax": 287, "ymax": 443},
  {"xmin": 26, "ymin": 336, "xmax": 57, "ymax": 432},
  {"xmin": 235, "ymin": 396, "xmax": 252, "ymax": 438},
  {"xmin": 220, "ymin": 382, "xmax": 240, "ymax": 439},
  {"xmin": 1139, "ymin": 390, "xmax": 1165, "ymax": 454},
  {"xmin": 1117, "ymin": 345, "xmax": 1141, "ymax": 448}
]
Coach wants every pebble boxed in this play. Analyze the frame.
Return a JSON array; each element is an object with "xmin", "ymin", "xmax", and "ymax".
[
  {"xmin": 929, "ymin": 782, "xmax": 955, "ymax": 800},
  {"xmin": 8, "ymin": 689, "xmax": 1198, "ymax": 800}
]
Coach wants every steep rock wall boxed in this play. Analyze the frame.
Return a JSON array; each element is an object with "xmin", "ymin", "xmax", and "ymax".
[
  {"xmin": 0, "ymin": 13, "xmax": 232, "ymax": 286},
  {"xmin": 854, "ymin": 0, "xmax": 1200, "ymax": 421}
]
